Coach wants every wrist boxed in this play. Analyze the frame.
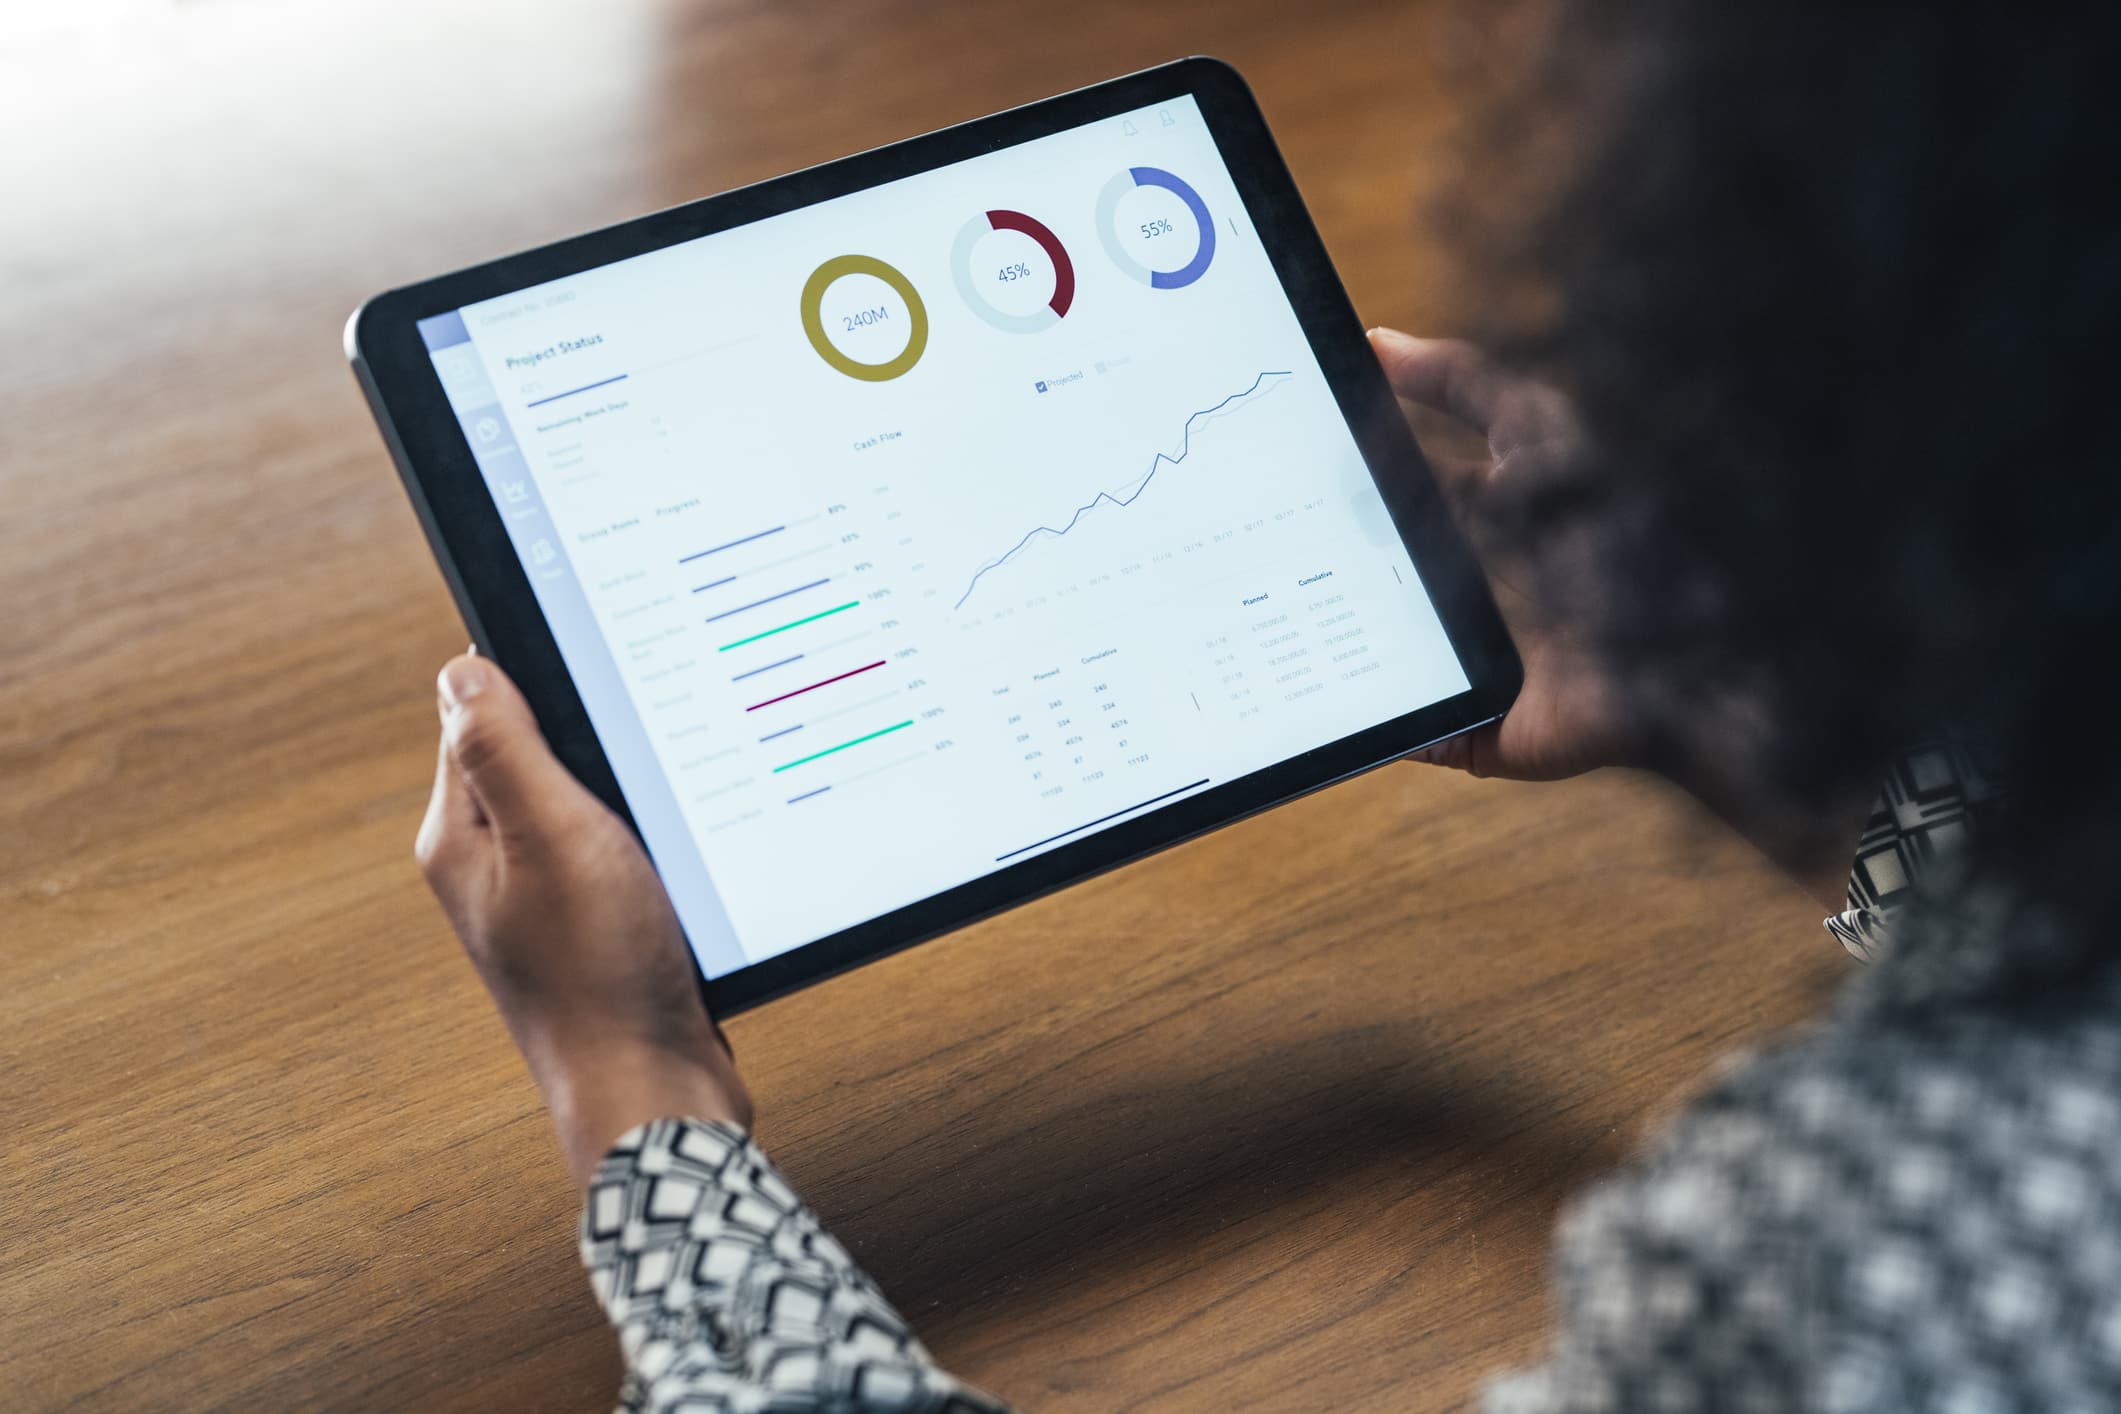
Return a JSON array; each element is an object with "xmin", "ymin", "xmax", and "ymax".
[{"xmin": 530, "ymin": 1033, "xmax": 754, "ymax": 1190}]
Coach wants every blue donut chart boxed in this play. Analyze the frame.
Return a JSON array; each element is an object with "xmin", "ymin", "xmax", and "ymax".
[{"xmin": 1097, "ymin": 166, "xmax": 1216, "ymax": 290}]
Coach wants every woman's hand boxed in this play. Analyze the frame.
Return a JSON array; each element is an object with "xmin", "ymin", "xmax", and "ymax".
[
  {"xmin": 416, "ymin": 652, "xmax": 752, "ymax": 1189},
  {"xmin": 1370, "ymin": 328, "xmax": 1632, "ymax": 782}
]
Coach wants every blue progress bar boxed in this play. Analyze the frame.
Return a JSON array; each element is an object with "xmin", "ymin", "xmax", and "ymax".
[
  {"xmin": 525, "ymin": 373, "xmax": 628, "ymax": 408},
  {"xmin": 705, "ymin": 578, "xmax": 829, "ymax": 623},
  {"xmin": 691, "ymin": 576, "xmax": 736, "ymax": 594},
  {"xmin": 732, "ymin": 654, "xmax": 803, "ymax": 682},
  {"xmin": 758, "ymin": 724, "xmax": 803, "ymax": 742},
  {"xmin": 679, "ymin": 526, "xmax": 785, "ymax": 563},
  {"xmin": 786, "ymin": 786, "xmax": 831, "ymax": 804}
]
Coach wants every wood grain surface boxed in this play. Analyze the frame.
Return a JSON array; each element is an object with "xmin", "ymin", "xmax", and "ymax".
[{"xmin": 0, "ymin": 2, "xmax": 1848, "ymax": 1408}]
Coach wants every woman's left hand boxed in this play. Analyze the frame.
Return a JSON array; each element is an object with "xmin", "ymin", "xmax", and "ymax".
[{"xmin": 1371, "ymin": 328, "xmax": 1632, "ymax": 782}]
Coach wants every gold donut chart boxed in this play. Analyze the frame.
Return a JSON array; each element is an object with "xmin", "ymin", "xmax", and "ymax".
[{"xmin": 799, "ymin": 255, "xmax": 929, "ymax": 382}]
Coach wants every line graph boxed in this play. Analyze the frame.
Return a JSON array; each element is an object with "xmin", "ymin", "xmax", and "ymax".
[{"xmin": 952, "ymin": 370, "xmax": 1295, "ymax": 610}]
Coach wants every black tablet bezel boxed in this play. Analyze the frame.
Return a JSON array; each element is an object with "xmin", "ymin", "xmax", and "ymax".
[{"xmin": 348, "ymin": 56, "xmax": 1522, "ymax": 1015}]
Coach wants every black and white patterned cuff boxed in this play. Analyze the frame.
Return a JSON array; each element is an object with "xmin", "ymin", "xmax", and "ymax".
[
  {"xmin": 1826, "ymin": 743, "xmax": 2001, "ymax": 963},
  {"xmin": 581, "ymin": 1118, "xmax": 1008, "ymax": 1413}
]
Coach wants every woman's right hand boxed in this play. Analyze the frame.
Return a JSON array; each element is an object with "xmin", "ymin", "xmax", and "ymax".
[{"xmin": 1370, "ymin": 328, "xmax": 1632, "ymax": 782}]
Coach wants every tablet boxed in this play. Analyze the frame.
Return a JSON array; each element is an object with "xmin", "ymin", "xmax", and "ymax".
[{"xmin": 348, "ymin": 58, "xmax": 1520, "ymax": 1013}]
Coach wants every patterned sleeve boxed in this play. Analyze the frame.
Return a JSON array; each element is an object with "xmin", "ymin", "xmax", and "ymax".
[
  {"xmin": 1480, "ymin": 1095, "xmax": 1813, "ymax": 1414},
  {"xmin": 1824, "ymin": 742, "xmax": 2000, "ymax": 963},
  {"xmin": 580, "ymin": 1118, "xmax": 1011, "ymax": 1414}
]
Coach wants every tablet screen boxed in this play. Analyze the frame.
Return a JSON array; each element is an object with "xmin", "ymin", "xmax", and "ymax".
[{"xmin": 417, "ymin": 94, "xmax": 1470, "ymax": 979}]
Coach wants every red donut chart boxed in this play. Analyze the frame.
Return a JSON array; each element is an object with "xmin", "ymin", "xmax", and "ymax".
[
  {"xmin": 986, "ymin": 209, "xmax": 1074, "ymax": 317},
  {"xmin": 951, "ymin": 208, "xmax": 1076, "ymax": 332}
]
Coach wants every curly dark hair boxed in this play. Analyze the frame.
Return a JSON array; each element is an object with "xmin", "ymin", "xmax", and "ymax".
[{"xmin": 1450, "ymin": 2, "xmax": 2121, "ymax": 971}]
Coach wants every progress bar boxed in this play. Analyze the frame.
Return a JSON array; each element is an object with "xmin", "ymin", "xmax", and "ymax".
[
  {"xmin": 717, "ymin": 600, "xmax": 858, "ymax": 652},
  {"xmin": 705, "ymin": 578, "xmax": 831, "ymax": 624},
  {"xmin": 731, "ymin": 654, "xmax": 803, "ymax": 683},
  {"xmin": 680, "ymin": 525, "xmax": 785, "ymax": 564},
  {"xmin": 526, "ymin": 373, "xmax": 628, "ymax": 408},
  {"xmin": 771, "ymin": 720, "xmax": 913, "ymax": 773},
  {"xmin": 993, "ymin": 778, "xmax": 1211, "ymax": 862},
  {"xmin": 744, "ymin": 659, "xmax": 885, "ymax": 712}
]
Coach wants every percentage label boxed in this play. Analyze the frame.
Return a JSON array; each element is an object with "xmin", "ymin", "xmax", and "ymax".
[
  {"xmin": 1140, "ymin": 218, "xmax": 1176, "ymax": 238},
  {"xmin": 997, "ymin": 261, "xmax": 1033, "ymax": 281}
]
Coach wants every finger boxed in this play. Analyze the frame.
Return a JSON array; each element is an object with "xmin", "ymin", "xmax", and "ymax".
[
  {"xmin": 1423, "ymin": 450, "xmax": 1492, "ymax": 525},
  {"xmin": 1369, "ymin": 328, "xmax": 1507, "ymax": 434},
  {"xmin": 437, "ymin": 654, "xmax": 587, "ymax": 839},
  {"xmin": 415, "ymin": 728, "xmax": 484, "ymax": 884}
]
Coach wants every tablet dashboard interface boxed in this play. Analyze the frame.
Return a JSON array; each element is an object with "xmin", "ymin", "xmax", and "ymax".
[{"xmin": 353, "ymin": 61, "xmax": 1518, "ymax": 1011}]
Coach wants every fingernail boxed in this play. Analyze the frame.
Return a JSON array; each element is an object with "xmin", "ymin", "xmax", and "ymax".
[{"xmin": 438, "ymin": 656, "xmax": 489, "ymax": 709}]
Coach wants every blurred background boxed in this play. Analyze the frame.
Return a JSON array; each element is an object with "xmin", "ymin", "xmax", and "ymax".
[{"xmin": 0, "ymin": 3, "xmax": 1841, "ymax": 1409}]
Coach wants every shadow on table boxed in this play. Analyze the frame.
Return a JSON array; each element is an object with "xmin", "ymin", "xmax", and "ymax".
[{"xmin": 801, "ymin": 1020, "xmax": 1623, "ymax": 1355}]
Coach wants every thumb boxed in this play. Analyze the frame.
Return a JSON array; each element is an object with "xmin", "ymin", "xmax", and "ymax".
[
  {"xmin": 1404, "ymin": 722, "xmax": 1503, "ymax": 779},
  {"xmin": 437, "ymin": 654, "xmax": 583, "ymax": 837},
  {"xmin": 1369, "ymin": 328, "xmax": 1506, "ymax": 435}
]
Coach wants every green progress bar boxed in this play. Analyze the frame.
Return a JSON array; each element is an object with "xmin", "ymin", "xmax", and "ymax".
[
  {"xmin": 717, "ymin": 600, "xmax": 859, "ymax": 651},
  {"xmin": 772, "ymin": 720, "xmax": 914, "ymax": 773}
]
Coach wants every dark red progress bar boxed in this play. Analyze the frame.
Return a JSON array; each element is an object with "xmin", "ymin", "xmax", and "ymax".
[
  {"xmin": 744, "ymin": 660, "xmax": 886, "ymax": 712},
  {"xmin": 988, "ymin": 208, "xmax": 1075, "ymax": 317}
]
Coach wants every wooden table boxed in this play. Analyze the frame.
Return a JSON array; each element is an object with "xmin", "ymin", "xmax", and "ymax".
[{"xmin": 0, "ymin": 2, "xmax": 1847, "ymax": 1407}]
